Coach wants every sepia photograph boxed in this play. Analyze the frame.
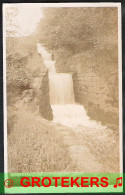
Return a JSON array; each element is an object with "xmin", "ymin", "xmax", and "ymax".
[{"xmin": 3, "ymin": 3, "xmax": 122, "ymax": 173}]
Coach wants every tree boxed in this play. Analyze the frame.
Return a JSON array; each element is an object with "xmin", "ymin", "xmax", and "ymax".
[
  {"xmin": 4, "ymin": 5, "xmax": 19, "ymax": 37},
  {"xmin": 36, "ymin": 7, "xmax": 118, "ymax": 52}
]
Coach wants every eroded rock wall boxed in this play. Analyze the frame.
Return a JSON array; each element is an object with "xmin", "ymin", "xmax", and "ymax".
[
  {"xmin": 54, "ymin": 49, "xmax": 118, "ymax": 128},
  {"xmin": 72, "ymin": 70, "xmax": 118, "ymax": 128},
  {"xmin": 29, "ymin": 52, "xmax": 53, "ymax": 121},
  {"xmin": 39, "ymin": 72, "xmax": 53, "ymax": 121}
]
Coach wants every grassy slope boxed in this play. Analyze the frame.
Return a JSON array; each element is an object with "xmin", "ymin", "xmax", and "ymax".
[{"xmin": 8, "ymin": 101, "xmax": 75, "ymax": 173}]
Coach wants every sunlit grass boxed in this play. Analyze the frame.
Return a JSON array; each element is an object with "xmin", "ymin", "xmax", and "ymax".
[{"xmin": 8, "ymin": 102, "xmax": 75, "ymax": 172}]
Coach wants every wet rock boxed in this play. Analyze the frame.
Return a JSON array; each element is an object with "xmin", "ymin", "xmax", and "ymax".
[
  {"xmin": 54, "ymin": 51, "xmax": 118, "ymax": 128},
  {"xmin": 39, "ymin": 72, "xmax": 53, "ymax": 121}
]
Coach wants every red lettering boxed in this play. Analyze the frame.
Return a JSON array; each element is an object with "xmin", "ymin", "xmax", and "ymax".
[
  {"xmin": 81, "ymin": 177, "xmax": 89, "ymax": 187},
  {"xmin": 42, "ymin": 177, "xmax": 51, "ymax": 187},
  {"xmin": 52, "ymin": 177, "xmax": 60, "ymax": 187},
  {"xmin": 90, "ymin": 177, "xmax": 99, "ymax": 187},
  {"xmin": 71, "ymin": 177, "xmax": 80, "ymax": 187},
  {"xmin": 61, "ymin": 177, "xmax": 69, "ymax": 187},
  {"xmin": 32, "ymin": 177, "xmax": 40, "ymax": 187},
  {"xmin": 20, "ymin": 177, "xmax": 30, "ymax": 187},
  {"xmin": 100, "ymin": 177, "xmax": 108, "ymax": 187}
]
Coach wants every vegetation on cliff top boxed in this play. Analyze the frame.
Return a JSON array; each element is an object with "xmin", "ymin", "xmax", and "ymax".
[{"xmin": 37, "ymin": 7, "xmax": 118, "ymax": 76}]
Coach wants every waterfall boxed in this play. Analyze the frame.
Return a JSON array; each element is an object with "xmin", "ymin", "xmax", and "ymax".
[
  {"xmin": 37, "ymin": 43, "xmax": 106, "ymax": 130},
  {"xmin": 44, "ymin": 61, "xmax": 56, "ymax": 73},
  {"xmin": 37, "ymin": 43, "xmax": 75, "ymax": 104},
  {"xmin": 49, "ymin": 73, "xmax": 75, "ymax": 104}
]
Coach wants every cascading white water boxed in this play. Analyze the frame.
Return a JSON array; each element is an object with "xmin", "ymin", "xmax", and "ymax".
[
  {"xmin": 44, "ymin": 61, "xmax": 56, "ymax": 73},
  {"xmin": 37, "ymin": 43, "xmax": 52, "ymax": 60},
  {"xmin": 37, "ymin": 43, "xmax": 106, "ymax": 130},
  {"xmin": 49, "ymin": 73, "xmax": 75, "ymax": 104},
  {"xmin": 37, "ymin": 43, "xmax": 75, "ymax": 105}
]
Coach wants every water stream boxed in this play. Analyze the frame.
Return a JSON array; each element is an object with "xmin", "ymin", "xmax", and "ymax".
[
  {"xmin": 37, "ymin": 43, "xmax": 106, "ymax": 130},
  {"xmin": 36, "ymin": 43, "xmax": 119, "ymax": 173}
]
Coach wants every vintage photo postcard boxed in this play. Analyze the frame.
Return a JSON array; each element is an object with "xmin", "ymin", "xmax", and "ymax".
[{"xmin": 3, "ymin": 2, "xmax": 122, "ymax": 178}]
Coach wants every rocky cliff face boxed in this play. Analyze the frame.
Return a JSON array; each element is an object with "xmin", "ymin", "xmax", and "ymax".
[
  {"xmin": 72, "ymin": 70, "xmax": 118, "ymax": 128},
  {"xmin": 54, "ymin": 49, "xmax": 119, "ymax": 129},
  {"xmin": 29, "ymin": 53, "xmax": 53, "ymax": 121},
  {"xmin": 38, "ymin": 72, "xmax": 53, "ymax": 121}
]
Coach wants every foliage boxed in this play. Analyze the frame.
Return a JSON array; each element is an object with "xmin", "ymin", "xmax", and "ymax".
[
  {"xmin": 6, "ymin": 35, "xmax": 45, "ymax": 137},
  {"xmin": 7, "ymin": 52, "xmax": 32, "ymax": 106},
  {"xmin": 5, "ymin": 5, "xmax": 19, "ymax": 37},
  {"xmin": 37, "ymin": 7, "xmax": 118, "ymax": 52},
  {"xmin": 6, "ymin": 36, "xmax": 38, "ymax": 106}
]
